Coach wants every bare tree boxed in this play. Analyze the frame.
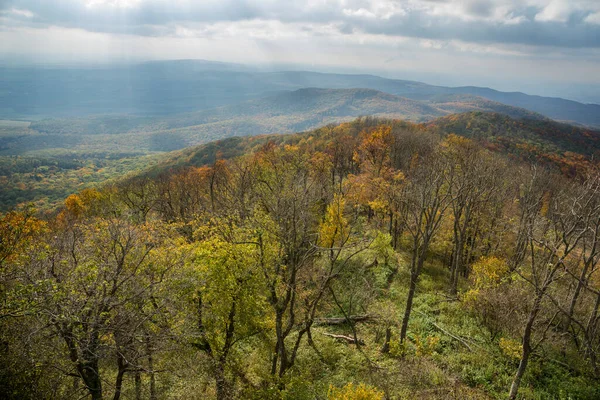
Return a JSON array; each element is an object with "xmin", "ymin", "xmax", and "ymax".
[{"xmin": 399, "ymin": 154, "xmax": 450, "ymax": 342}]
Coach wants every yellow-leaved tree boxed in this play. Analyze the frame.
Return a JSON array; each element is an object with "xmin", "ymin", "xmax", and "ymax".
[{"xmin": 328, "ymin": 382, "xmax": 384, "ymax": 400}]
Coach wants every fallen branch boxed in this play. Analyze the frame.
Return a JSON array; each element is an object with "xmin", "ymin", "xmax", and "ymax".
[
  {"xmin": 416, "ymin": 311, "xmax": 474, "ymax": 352},
  {"xmin": 429, "ymin": 320, "xmax": 473, "ymax": 352},
  {"xmin": 321, "ymin": 332, "xmax": 365, "ymax": 345},
  {"xmin": 314, "ymin": 314, "xmax": 375, "ymax": 326}
]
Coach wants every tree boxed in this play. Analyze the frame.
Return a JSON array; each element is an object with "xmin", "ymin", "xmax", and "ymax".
[
  {"xmin": 399, "ymin": 154, "xmax": 450, "ymax": 342},
  {"xmin": 23, "ymin": 217, "xmax": 177, "ymax": 400},
  {"xmin": 441, "ymin": 135, "xmax": 504, "ymax": 294},
  {"xmin": 0, "ymin": 205, "xmax": 46, "ymax": 318},
  {"xmin": 185, "ymin": 218, "xmax": 269, "ymax": 399},
  {"xmin": 0, "ymin": 206, "xmax": 48, "ymax": 398},
  {"xmin": 250, "ymin": 143, "xmax": 323, "ymax": 379},
  {"xmin": 508, "ymin": 170, "xmax": 589, "ymax": 399}
]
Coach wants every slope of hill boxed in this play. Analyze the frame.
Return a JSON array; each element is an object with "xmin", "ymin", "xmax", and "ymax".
[
  {"xmin": 429, "ymin": 112, "xmax": 600, "ymax": 157},
  {"xmin": 151, "ymin": 113, "xmax": 600, "ymax": 177},
  {"xmin": 428, "ymin": 112, "xmax": 600, "ymax": 177}
]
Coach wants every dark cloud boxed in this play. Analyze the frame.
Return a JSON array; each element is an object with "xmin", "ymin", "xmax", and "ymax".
[
  {"xmin": 346, "ymin": 13, "xmax": 600, "ymax": 48},
  {"xmin": 464, "ymin": 0, "xmax": 494, "ymax": 17},
  {"xmin": 1, "ymin": 0, "xmax": 600, "ymax": 48}
]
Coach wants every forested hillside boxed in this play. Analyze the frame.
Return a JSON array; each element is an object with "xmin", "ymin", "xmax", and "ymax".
[
  {"xmin": 428, "ymin": 112, "xmax": 600, "ymax": 177},
  {"xmin": 2, "ymin": 118, "xmax": 600, "ymax": 399},
  {"xmin": 1, "ymin": 111, "xmax": 597, "ymax": 213}
]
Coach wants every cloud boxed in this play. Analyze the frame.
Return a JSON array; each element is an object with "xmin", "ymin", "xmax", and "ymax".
[
  {"xmin": 6, "ymin": 7, "xmax": 34, "ymax": 18},
  {"xmin": 585, "ymin": 12, "xmax": 600, "ymax": 25},
  {"xmin": 534, "ymin": 0, "xmax": 570, "ymax": 22},
  {"xmin": 0, "ymin": 0, "xmax": 599, "ymax": 48},
  {"xmin": 0, "ymin": 0, "xmax": 599, "ymax": 94}
]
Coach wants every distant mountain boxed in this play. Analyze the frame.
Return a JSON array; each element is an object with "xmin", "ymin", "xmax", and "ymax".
[
  {"xmin": 12, "ymin": 88, "xmax": 540, "ymax": 156},
  {"xmin": 1, "ymin": 60, "xmax": 598, "ymax": 127},
  {"xmin": 446, "ymin": 87, "xmax": 600, "ymax": 127},
  {"xmin": 253, "ymin": 72, "xmax": 600, "ymax": 127}
]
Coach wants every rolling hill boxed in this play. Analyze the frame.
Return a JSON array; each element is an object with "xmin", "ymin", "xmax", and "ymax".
[
  {"xmin": 148, "ymin": 112, "xmax": 600, "ymax": 177},
  {"xmin": 5, "ymin": 88, "xmax": 541, "ymax": 157},
  {"xmin": 1, "ymin": 60, "xmax": 598, "ymax": 127}
]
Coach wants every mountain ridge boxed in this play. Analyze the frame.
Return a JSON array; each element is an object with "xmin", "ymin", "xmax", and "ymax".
[
  {"xmin": 1, "ymin": 61, "xmax": 598, "ymax": 127},
  {"xmin": 26, "ymin": 87, "xmax": 543, "ymax": 138}
]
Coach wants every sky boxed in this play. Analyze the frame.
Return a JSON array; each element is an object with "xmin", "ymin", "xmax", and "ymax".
[{"xmin": 1, "ymin": 0, "xmax": 600, "ymax": 101}]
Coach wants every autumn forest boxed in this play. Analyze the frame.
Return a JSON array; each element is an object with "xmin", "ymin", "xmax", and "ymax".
[{"xmin": 2, "ymin": 116, "xmax": 600, "ymax": 399}]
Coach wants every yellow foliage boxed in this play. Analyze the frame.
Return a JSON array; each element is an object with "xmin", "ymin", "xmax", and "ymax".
[
  {"xmin": 319, "ymin": 194, "xmax": 349, "ymax": 248},
  {"xmin": 471, "ymin": 256, "xmax": 509, "ymax": 289},
  {"xmin": 499, "ymin": 337, "xmax": 522, "ymax": 360},
  {"xmin": 328, "ymin": 383, "xmax": 384, "ymax": 400},
  {"xmin": 388, "ymin": 337, "xmax": 408, "ymax": 357},
  {"xmin": 463, "ymin": 288, "xmax": 480, "ymax": 305},
  {"xmin": 354, "ymin": 125, "xmax": 392, "ymax": 176},
  {"xmin": 367, "ymin": 199, "xmax": 388, "ymax": 214},
  {"xmin": 415, "ymin": 334, "xmax": 441, "ymax": 357},
  {"xmin": 0, "ymin": 208, "xmax": 46, "ymax": 265},
  {"xmin": 441, "ymin": 133, "xmax": 473, "ymax": 149},
  {"xmin": 540, "ymin": 191, "xmax": 551, "ymax": 217},
  {"xmin": 62, "ymin": 188, "xmax": 104, "ymax": 220},
  {"xmin": 79, "ymin": 188, "xmax": 102, "ymax": 204},
  {"xmin": 64, "ymin": 194, "xmax": 85, "ymax": 217}
]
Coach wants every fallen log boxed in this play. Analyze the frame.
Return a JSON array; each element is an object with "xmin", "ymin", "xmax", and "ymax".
[
  {"xmin": 416, "ymin": 311, "xmax": 476, "ymax": 352},
  {"xmin": 321, "ymin": 332, "xmax": 365, "ymax": 345},
  {"xmin": 314, "ymin": 315, "xmax": 374, "ymax": 326}
]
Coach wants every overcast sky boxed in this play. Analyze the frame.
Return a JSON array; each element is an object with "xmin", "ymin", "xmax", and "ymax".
[{"xmin": 1, "ymin": 0, "xmax": 599, "ymax": 100}]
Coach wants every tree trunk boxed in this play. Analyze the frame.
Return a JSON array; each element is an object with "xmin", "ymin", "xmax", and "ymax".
[
  {"xmin": 145, "ymin": 334, "xmax": 156, "ymax": 400},
  {"xmin": 381, "ymin": 327, "xmax": 392, "ymax": 353},
  {"xmin": 82, "ymin": 367, "xmax": 103, "ymax": 400},
  {"xmin": 135, "ymin": 371, "xmax": 142, "ymax": 400},
  {"xmin": 400, "ymin": 270, "xmax": 418, "ymax": 343},
  {"xmin": 215, "ymin": 363, "xmax": 232, "ymax": 400},
  {"xmin": 392, "ymin": 219, "xmax": 399, "ymax": 250},
  {"xmin": 401, "ymin": 242, "xmax": 427, "ymax": 343},
  {"xmin": 450, "ymin": 242, "xmax": 462, "ymax": 295},
  {"xmin": 112, "ymin": 354, "xmax": 127, "ymax": 400},
  {"xmin": 450, "ymin": 215, "xmax": 462, "ymax": 295},
  {"xmin": 584, "ymin": 292, "xmax": 600, "ymax": 376},
  {"xmin": 63, "ymin": 328, "xmax": 103, "ymax": 400},
  {"xmin": 270, "ymin": 342, "xmax": 278, "ymax": 376},
  {"xmin": 509, "ymin": 343, "xmax": 531, "ymax": 400},
  {"xmin": 271, "ymin": 310, "xmax": 290, "ymax": 378},
  {"xmin": 565, "ymin": 260, "xmax": 592, "ymax": 329},
  {"xmin": 79, "ymin": 360, "xmax": 102, "ymax": 400},
  {"xmin": 509, "ymin": 293, "xmax": 541, "ymax": 400}
]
